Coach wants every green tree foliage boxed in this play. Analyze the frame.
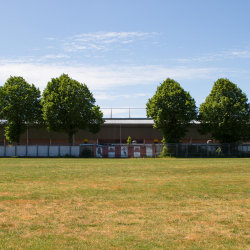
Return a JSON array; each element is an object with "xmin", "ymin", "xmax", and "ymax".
[
  {"xmin": 160, "ymin": 146, "xmax": 171, "ymax": 157},
  {"xmin": 41, "ymin": 74, "xmax": 104, "ymax": 145},
  {"xmin": 127, "ymin": 136, "xmax": 132, "ymax": 145},
  {"xmin": 0, "ymin": 76, "xmax": 42, "ymax": 143},
  {"xmin": 199, "ymin": 78, "xmax": 250, "ymax": 143},
  {"xmin": 146, "ymin": 78, "xmax": 197, "ymax": 143}
]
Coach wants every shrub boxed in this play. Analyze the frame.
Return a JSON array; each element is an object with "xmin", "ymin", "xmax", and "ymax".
[
  {"xmin": 127, "ymin": 136, "xmax": 132, "ymax": 145},
  {"xmin": 81, "ymin": 148, "xmax": 92, "ymax": 158},
  {"xmin": 160, "ymin": 146, "xmax": 172, "ymax": 157}
]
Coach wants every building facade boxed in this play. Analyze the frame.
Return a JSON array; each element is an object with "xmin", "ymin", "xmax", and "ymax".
[{"xmin": 0, "ymin": 119, "xmax": 215, "ymax": 145}]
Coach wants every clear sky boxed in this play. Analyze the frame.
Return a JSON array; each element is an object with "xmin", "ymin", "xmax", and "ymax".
[{"xmin": 1, "ymin": 0, "xmax": 249, "ymax": 118}]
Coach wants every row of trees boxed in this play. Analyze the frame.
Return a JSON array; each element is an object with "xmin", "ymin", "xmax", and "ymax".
[
  {"xmin": 0, "ymin": 75, "xmax": 249, "ymax": 144},
  {"xmin": 146, "ymin": 78, "xmax": 250, "ymax": 143},
  {"xmin": 0, "ymin": 74, "xmax": 104, "ymax": 144}
]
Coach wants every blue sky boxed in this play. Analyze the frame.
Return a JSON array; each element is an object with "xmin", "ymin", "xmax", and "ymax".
[{"xmin": 1, "ymin": 0, "xmax": 250, "ymax": 118}]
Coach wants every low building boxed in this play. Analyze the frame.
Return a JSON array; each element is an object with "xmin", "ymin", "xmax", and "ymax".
[{"xmin": 0, "ymin": 119, "xmax": 214, "ymax": 145}]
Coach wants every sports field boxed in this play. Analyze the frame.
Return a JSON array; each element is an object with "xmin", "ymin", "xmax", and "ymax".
[{"xmin": 0, "ymin": 158, "xmax": 249, "ymax": 249}]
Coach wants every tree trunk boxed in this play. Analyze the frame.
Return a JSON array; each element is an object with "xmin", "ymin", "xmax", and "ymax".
[
  {"xmin": 68, "ymin": 128, "xmax": 74, "ymax": 146},
  {"xmin": 68, "ymin": 136, "xmax": 73, "ymax": 146}
]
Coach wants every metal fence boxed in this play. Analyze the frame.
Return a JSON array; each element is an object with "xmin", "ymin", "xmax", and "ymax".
[
  {"xmin": 0, "ymin": 144, "xmax": 154, "ymax": 158},
  {"xmin": 0, "ymin": 145, "xmax": 80, "ymax": 157},
  {"xmin": 155, "ymin": 144, "xmax": 250, "ymax": 158},
  {"xmin": 0, "ymin": 143, "xmax": 250, "ymax": 158}
]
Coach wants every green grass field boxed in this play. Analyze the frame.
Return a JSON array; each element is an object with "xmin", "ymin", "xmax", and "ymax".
[{"xmin": 0, "ymin": 158, "xmax": 250, "ymax": 249}]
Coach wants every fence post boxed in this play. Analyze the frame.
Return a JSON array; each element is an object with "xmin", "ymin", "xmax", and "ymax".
[
  {"xmin": 70, "ymin": 145, "xmax": 71, "ymax": 156},
  {"xmin": 26, "ymin": 144, "xmax": 27, "ymax": 157},
  {"xmin": 4, "ymin": 139, "xmax": 6, "ymax": 157},
  {"xmin": 48, "ymin": 145, "xmax": 49, "ymax": 157},
  {"xmin": 58, "ymin": 145, "xmax": 60, "ymax": 157},
  {"xmin": 152, "ymin": 144, "xmax": 156, "ymax": 158}
]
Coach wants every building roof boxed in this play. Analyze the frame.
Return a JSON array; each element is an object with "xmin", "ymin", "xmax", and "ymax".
[
  {"xmin": 0, "ymin": 118, "xmax": 200, "ymax": 125},
  {"xmin": 103, "ymin": 118, "xmax": 200, "ymax": 125},
  {"xmin": 104, "ymin": 118, "xmax": 154, "ymax": 125}
]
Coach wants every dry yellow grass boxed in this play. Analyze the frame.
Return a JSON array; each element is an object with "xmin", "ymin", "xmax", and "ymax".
[{"xmin": 0, "ymin": 158, "xmax": 250, "ymax": 249}]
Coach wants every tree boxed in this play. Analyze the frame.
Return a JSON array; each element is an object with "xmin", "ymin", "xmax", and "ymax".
[
  {"xmin": 127, "ymin": 136, "xmax": 131, "ymax": 145},
  {"xmin": 0, "ymin": 76, "xmax": 42, "ymax": 144},
  {"xmin": 41, "ymin": 74, "xmax": 104, "ymax": 145},
  {"xmin": 199, "ymin": 78, "xmax": 250, "ymax": 143},
  {"xmin": 146, "ymin": 78, "xmax": 197, "ymax": 143}
]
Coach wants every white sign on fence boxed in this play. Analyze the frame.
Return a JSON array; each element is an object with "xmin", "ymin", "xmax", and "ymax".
[
  {"xmin": 146, "ymin": 146, "xmax": 152, "ymax": 157},
  {"xmin": 108, "ymin": 146, "xmax": 115, "ymax": 158},
  {"xmin": 121, "ymin": 146, "xmax": 128, "ymax": 158},
  {"xmin": 134, "ymin": 146, "xmax": 140, "ymax": 158},
  {"xmin": 96, "ymin": 147, "xmax": 102, "ymax": 158}
]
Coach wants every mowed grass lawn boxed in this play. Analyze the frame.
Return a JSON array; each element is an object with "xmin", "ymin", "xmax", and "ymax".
[{"xmin": 0, "ymin": 158, "xmax": 250, "ymax": 249}]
